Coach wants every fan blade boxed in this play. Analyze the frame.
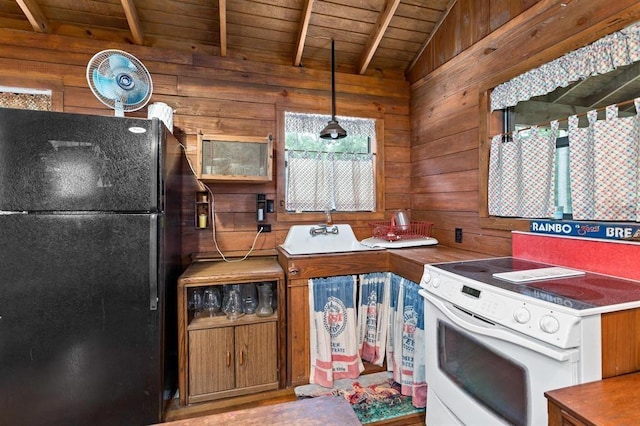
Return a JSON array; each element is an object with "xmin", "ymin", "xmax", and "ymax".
[
  {"xmin": 125, "ymin": 79, "xmax": 149, "ymax": 105},
  {"xmin": 92, "ymin": 70, "xmax": 119, "ymax": 100},
  {"xmin": 109, "ymin": 53, "xmax": 138, "ymax": 72}
]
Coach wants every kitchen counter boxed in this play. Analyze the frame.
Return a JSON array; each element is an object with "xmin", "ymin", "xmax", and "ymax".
[
  {"xmin": 275, "ymin": 244, "xmax": 492, "ymax": 284},
  {"xmin": 545, "ymin": 372, "xmax": 640, "ymax": 425},
  {"xmin": 387, "ymin": 246, "xmax": 493, "ymax": 283}
]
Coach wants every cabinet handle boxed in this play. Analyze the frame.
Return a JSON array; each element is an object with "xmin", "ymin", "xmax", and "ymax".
[
  {"xmin": 239, "ymin": 350, "xmax": 245, "ymax": 365},
  {"xmin": 226, "ymin": 351, "xmax": 231, "ymax": 367},
  {"xmin": 288, "ymin": 263, "xmax": 299, "ymax": 275}
]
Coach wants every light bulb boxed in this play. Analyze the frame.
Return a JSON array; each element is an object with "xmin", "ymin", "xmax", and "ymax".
[{"xmin": 331, "ymin": 130, "xmax": 338, "ymax": 139}]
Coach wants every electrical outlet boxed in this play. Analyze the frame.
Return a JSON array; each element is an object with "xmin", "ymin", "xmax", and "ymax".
[
  {"xmin": 455, "ymin": 228, "xmax": 463, "ymax": 243},
  {"xmin": 258, "ymin": 224, "xmax": 271, "ymax": 233}
]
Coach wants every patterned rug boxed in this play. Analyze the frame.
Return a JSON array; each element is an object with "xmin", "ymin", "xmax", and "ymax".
[{"xmin": 294, "ymin": 372, "xmax": 425, "ymax": 424}]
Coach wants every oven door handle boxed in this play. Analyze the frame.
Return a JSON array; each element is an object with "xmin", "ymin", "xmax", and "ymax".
[{"xmin": 420, "ymin": 290, "xmax": 579, "ymax": 362}]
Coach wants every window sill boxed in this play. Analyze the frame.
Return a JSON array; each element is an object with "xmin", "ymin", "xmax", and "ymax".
[{"xmin": 479, "ymin": 216, "xmax": 531, "ymax": 232}]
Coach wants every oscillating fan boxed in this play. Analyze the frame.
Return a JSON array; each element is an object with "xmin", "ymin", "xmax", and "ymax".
[{"xmin": 86, "ymin": 49, "xmax": 153, "ymax": 117}]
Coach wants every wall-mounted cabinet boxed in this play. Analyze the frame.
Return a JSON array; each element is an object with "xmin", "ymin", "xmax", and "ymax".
[{"xmin": 197, "ymin": 133, "xmax": 273, "ymax": 182}]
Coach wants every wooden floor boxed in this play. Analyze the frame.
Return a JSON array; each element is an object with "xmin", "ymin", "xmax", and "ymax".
[{"xmin": 163, "ymin": 388, "xmax": 426, "ymax": 426}]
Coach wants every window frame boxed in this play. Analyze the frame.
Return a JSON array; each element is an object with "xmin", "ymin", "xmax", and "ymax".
[
  {"xmin": 275, "ymin": 104, "xmax": 386, "ymax": 223},
  {"xmin": 0, "ymin": 75, "xmax": 63, "ymax": 111}
]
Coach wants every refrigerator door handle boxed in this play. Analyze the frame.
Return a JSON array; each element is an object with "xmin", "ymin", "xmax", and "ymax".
[{"xmin": 149, "ymin": 214, "xmax": 158, "ymax": 311}]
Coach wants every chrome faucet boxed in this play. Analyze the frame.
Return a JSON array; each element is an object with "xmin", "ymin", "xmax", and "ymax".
[{"xmin": 309, "ymin": 224, "xmax": 339, "ymax": 236}]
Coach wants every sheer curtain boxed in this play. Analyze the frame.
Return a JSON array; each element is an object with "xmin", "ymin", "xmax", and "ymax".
[
  {"xmin": 286, "ymin": 151, "xmax": 374, "ymax": 212},
  {"xmin": 569, "ymin": 100, "xmax": 640, "ymax": 221},
  {"xmin": 332, "ymin": 153, "xmax": 375, "ymax": 211},
  {"xmin": 488, "ymin": 122, "xmax": 558, "ymax": 218},
  {"xmin": 286, "ymin": 151, "xmax": 332, "ymax": 211},
  {"xmin": 568, "ymin": 111, "xmax": 598, "ymax": 220}
]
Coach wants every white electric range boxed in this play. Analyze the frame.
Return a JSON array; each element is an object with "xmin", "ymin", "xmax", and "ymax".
[{"xmin": 419, "ymin": 257, "xmax": 640, "ymax": 426}]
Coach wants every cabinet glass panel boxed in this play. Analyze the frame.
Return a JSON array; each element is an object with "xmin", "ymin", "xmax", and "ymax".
[
  {"xmin": 198, "ymin": 134, "xmax": 273, "ymax": 181},
  {"xmin": 202, "ymin": 140, "xmax": 268, "ymax": 176}
]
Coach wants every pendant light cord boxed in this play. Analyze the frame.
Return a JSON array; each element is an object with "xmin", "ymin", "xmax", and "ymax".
[{"xmin": 330, "ymin": 39, "xmax": 336, "ymax": 120}]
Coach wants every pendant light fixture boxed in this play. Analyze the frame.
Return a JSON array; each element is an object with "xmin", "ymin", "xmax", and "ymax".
[{"xmin": 320, "ymin": 39, "xmax": 347, "ymax": 140}]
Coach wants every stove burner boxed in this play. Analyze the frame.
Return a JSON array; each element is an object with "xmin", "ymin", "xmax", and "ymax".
[
  {"xmin": 584, "ymin": 277, "xmax": 639, "ymax": 291},
  {"xmin": 528, "ymin": 281, "xmax": 604, "ymax": 302}
]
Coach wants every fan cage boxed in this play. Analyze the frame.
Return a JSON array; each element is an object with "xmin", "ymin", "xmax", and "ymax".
[{"xmin": 86, "ymin": 49, "xmax": 153, "ymax": 114}]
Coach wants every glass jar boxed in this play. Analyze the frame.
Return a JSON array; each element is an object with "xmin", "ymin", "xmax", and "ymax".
[
  {"xmin": 255, "ymin": 283, "xmax": 274, "ymax": 317},
  {"xmin": 225, "ymin": 287, "xmax": 244, "ymax": 320},
  {"xmin": 242, "ymin": 283, "xmax": 258, "ymax": 314}
]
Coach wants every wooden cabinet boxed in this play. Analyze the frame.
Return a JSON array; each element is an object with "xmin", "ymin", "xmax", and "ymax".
[
  {"xmin": 197, "ymin": 133, "xmax": 273, "ymax": 182},
  {"xmin": 277, "ymin": 249, "xmax": 389, "ymax": 387},
  {"xmin": 545, "ymin": 372, "xmax": 640, "ymax": 426},
  {"xmin": 177, "ymin": 258, "xmax": 284, "ymax": 405}
]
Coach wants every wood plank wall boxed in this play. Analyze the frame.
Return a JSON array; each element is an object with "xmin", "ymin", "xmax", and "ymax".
[
  {"xmin": 0, "ymin": 28, "xmax": 410, "ymax": 264},
  {"xmin": 407, "ymin": 0, "xmax": 640, "ymax": 256}
]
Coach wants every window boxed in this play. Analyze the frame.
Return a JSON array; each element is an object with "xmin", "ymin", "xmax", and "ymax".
[
  {"xmin": 483, "ymin": 21, "xmax": 640, "ymax": 225},
  {"xmin": 283, "ymin": 111, "xmax": 377, "ymax": 213},
  {"xmin": 0, "ymin": 86, "xmax": 52, "ymax": 111}
]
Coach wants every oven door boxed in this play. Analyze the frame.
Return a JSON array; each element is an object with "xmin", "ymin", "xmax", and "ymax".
[{"xmin": 421, "ymin": 290, "xmax": 580, "ymax": 426}]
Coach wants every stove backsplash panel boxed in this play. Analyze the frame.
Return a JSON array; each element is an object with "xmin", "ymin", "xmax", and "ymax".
[{"xmin": 512, "ymin": 231, "xmax": 640, "ymax": 281}]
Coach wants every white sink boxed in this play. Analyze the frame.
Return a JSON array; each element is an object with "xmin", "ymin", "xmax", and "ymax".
[{"xmin": 280, "ymin": 224, "xmax": 384, "ymax": 255}]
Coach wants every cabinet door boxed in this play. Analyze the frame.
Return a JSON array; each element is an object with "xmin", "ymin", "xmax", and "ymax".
[
  {"xmin": 235, "ymin": 322, "xmax": 277, "ymax": 389},
  {"xmin": 189, "ymin": 327, "xmax": 235, "ymax": 396}
]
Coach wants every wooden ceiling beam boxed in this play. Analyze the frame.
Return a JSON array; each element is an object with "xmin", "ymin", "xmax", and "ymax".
[
  {"xmin": 583, "ymin": 61, "xmax": 640, "ymax": 108},
  {"xmin": 294, "ymin": 0, "xmax": 314, "ymax": 67},
  {"xmin": 121, "ymin": 0, "xmax": 144, "ymax": 45},
  {"xmin": 219, "ymin": 0, "xmax": 227, "ymax": 56},
  {"xmin": 357, "ymin": 0, "xmax": 401, "ymax": 75},
  {"xmin": 16, "ymin": 0, "xmax": 49, "ymax": 33}
]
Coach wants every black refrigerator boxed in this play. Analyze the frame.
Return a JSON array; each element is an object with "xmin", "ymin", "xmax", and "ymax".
[{"xmin": 0, "ymin": 108, "xmax": 185, "ymax": 425}]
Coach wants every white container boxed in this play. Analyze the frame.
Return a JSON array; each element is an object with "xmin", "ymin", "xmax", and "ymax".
[{"xmin": 148, "ymin": 102, "xmax": 174, "ymax": 133}]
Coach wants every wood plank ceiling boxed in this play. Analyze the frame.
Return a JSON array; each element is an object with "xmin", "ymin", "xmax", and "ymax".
[{"xmin": 1, "ymin": 0, "xmax": 455, "ymax": 77}]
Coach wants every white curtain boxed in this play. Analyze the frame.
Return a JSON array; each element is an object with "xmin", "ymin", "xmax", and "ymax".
[
  {"xmin": 308, "ymin": 275, "xmax": 364, "ymax": 388},
  {"xmin": 357, "ymin": 272, "xmax": 390, "ymax": 366},
  {"xmin": 333, "ymin": 154, "xmax": 375, "ymax": 211},
  {"xmin": 286, "ymin": 152, "xmax": 332, "ymax": 211},
  {"xmin": 387, "ymin": 274, "xmax": 426, "ymax": 408},
  {"xmin": 286, "ymin": 150, "xmax": 375, "ymax": 212},
  {"xmin": 491, "ymin": 22, "xmax": 640, "ymax": 111},
  {"xmin": 488, "ymin": 122, "xmax": 558, "ymax": 218},
  {"xmin": 568, "ymin": 111, "xmax": 598, "ymax": 220},
  {"xmin": 569, "ymin": 100, "xmax": 640, "ymax": 221}
]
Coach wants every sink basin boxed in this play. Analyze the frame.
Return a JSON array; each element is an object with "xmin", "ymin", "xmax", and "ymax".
[{"xmin": 280, "ymin": 224, "xmax": 384, "ymax": 255}]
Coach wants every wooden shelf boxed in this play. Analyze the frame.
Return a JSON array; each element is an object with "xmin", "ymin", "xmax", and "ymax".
[{"xmin": 188, "ymin": 312, "xmax": 278, "ymax": 331}]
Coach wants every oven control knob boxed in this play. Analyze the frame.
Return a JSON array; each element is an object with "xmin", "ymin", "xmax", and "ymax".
[
  {"xmin": 421, "ymin": 271, "xmax": 432, "ymax": 284},
  {"xmin": 513, "ymin": 307, "xmax": 531, "ymax": 324},
  {"xmin": 432, "ymin": 276, "xmax": 441, "ymax": 288},
  {"xmin": 539, "ymin": 315, "xmax": 560, "ymax": 334}
]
